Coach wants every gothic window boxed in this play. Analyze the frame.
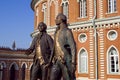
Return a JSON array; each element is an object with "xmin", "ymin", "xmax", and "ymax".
[
  {"xmin": 61, "ymin": 0, "xmax": 69, "ymax": 18},
  {"xmin": 79, "ymin": 49, "xmax": 88, "ymax": 73},
  {"xmin": 0, "ymin": 64, "xmax": 3, "ymax": 80},
  {"xmin": 9, "ymin": 63, "xmax": 19, "ymax": 80},
  {"xmin": 22, "ymin": 64, "xmax": 26, "ymax": 80},
  {"xmin": 108, "ymin": 47, "xmax": 119, "ymax": 74},
  {"xmin": 42, "ymin": 3, "xmax": 47, "ymax": 24},
  {"xmin": 108, "ymin": 0, "xmax": 117, "ymax": 13},
  {"xmin": 10, "ymin": 65, "xmax": 16, "ymax": 80},
  {"xmin": 79, "ymin": 0, "xmax": 87, "ymax": 18}
]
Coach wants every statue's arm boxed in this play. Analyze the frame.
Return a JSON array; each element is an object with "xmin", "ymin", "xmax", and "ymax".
[
  {"xmin": 26, "ymin": 37, "xmax": 35, "ymax": 55},
  {"xmin": 66, "ymin": 29, "xmax": 76, "ymax": 65}
]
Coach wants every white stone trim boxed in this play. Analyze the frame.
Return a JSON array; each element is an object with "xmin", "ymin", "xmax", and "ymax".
[
  {"xmin": 89, "ymin": 29, "xmax": 95, "ymax": 78},
  {"xmin": 76, "ymin": 77, "xmax": 88, "ymax": 80},
  {"xmin": 21, "ymin": 62, "xmax": 28, "ymax": 68},
  {"xmin": 29, "ymin": 63, "xmax": 33, "ymax": 70},
  {"xmin": 89, "ymin": 0, "xmax": 93, "ymax": 19},
  {"xmin": 99, "ymin": 0, "xmax": 103, "ymax": 18}
]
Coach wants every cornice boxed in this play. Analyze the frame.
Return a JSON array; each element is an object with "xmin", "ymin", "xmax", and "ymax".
[
  {"xmin": 31, "ymin": 16, "xmax": 120, "ymax": 36},
  {"xmin": 0, "ymin": 53, "xmax": 33, "ymax": 59}
]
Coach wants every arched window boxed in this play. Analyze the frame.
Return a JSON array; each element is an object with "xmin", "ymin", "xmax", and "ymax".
[
  {"xmin": 10, "ymin": 65, "xmax": 16, "ymax": 80},
  {"xmin": 22, "ymin": 64, "xmax": 26, "ymax": 80},
  {"xmin": 108, "ymin": 0, "xmax": 116, "ymax": 13},
  {"xmin": 61, "ymin": 0, "xmax": 69, "ymax": 18},
  {"xmin": 0, "ymin": 64, "xmax": 3, "ymax": 80},
  {"xmin": 42, "ymin": 3, "xmax": 47, "ymax": 24},
  {"xmin": 78, "ymin": 0, "xmax": 87, "ymax": 18},
  {"xmin": 78, "ymin": 49, "xmax": 88, "ymax": 73},
  {"xmin": 0, "ymin": 62, "xmax": 6, "ymax": 80},
  {"xmin": 9, "ymin": 63, "xmax": 19, "ymax": 80},
  {"xmin": 108, "ymin": 47, "xmax": 119, "ymax": 74}
]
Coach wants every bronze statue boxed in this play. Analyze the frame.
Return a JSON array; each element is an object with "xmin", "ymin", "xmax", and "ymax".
[
  {"xmin": 50, "ymin": 13, "xmax": 76, "ymax": 80},
  {"xmin": 26, "ymin": 22, "xmax": 54, "ymax": 80}
]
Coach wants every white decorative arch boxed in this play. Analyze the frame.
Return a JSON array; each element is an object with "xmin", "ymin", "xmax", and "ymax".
[
  {"xmin": 29, "ymin": 63, "xmax": 33, "ymax": 70},
  {"xmin": 49, "ymin": 0, "xmax": 58, "ymax": 6},
  {"xmin": 0, "ymin": 61, "xmax": 6, "ymax": 68},
  {"xmin": 21, "ymin": 62, "xmax": 28, "ymax": 68},
  {"xmin": 9, "ymin": 62, "xmax": 19, "ymax": 70},
  {"xmin": 78, "ymin": 47, "xmax": 88, "ymax": 73},
  {"xmin": 106, "ymin": 45, "xmax": 119, "ymax": 74},
  {"xmin": 61, "ymin": 0, "xmax": 69, "ymax": 6},
  {"xmin": 48, "ymin": 0, "xmax": 58, "ymax": 26}
]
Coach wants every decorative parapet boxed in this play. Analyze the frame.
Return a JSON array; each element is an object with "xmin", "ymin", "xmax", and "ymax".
[{"xmin": 0, "ymin": 46, "xmax": 11, "ymax": 50}]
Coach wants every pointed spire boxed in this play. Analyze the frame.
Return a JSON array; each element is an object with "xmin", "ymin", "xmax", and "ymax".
[{"xmin": 12, "ymin": 41, "xmax": 16, "ymax": 50}]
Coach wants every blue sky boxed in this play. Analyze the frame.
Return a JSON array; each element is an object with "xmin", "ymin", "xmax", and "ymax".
[{"xmin": 0, "ymin": 0, "xmax": 34, "ymax": 49}]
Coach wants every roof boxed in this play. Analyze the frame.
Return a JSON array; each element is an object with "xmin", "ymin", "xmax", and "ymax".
[{"xmin": 31, "ymin": 0, "xmax": 39, "ymax": 11}]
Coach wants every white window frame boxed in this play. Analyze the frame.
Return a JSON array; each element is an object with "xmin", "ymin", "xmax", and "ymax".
[
  {"xmin": 107, "ymin": 30, "xmax": 118, "ymax": 41},
  {"xmin": 42, "ymin": 3, "xmax": 47, "ymax": 24},
  {"xmin": 78, "ymin": 48, "xmax": 88, "ymax": 73},
  {"xmin": 61, "ymin": 0, "xmax": 69, "ymax": 18},
  {"xmin": 107, "ymin": 46, "xmax": 119, "ymax": 74},
  {"xmin": 78, "ymin": 33, "xmax": 87, "ymax": 43},
  {"xmin": 108, "ymin": 0, "xmax": 117, "ymax": 13},
  {"xmin": 79, "ymin": 0, "xmax": 87, "ymax": 18},
  {"xmin": 0, "ymin": 64, "xmax": 3, "ymax": 80}
]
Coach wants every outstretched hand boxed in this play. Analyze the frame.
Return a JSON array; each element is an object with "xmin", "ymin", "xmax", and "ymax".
[{"xmin": 44, "ymin": 62, "xmax": 52, "ymax": 69}]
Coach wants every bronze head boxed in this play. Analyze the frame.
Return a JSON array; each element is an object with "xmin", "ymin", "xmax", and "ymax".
[
  {"xmin": 38, "ymin": 22, "xmax": 47, "ymax": 32},
  {"xmin": 55, "ymin": 13, "xmax": 67, "ymax": 25}
]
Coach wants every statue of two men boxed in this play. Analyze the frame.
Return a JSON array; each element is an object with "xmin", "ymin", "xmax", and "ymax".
[{"xmin": 26, "ymin": 13, "xmax": 76, "ymax": 80}]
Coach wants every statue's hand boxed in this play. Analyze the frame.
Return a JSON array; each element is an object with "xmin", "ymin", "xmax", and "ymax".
[{"xmin": 44, "ymin": 63, "xmax": 51, "ymax": 69}]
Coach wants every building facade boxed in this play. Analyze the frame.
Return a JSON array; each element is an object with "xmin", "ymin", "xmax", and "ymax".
[
  {"xmin": 31, "ymin": 0, "xmax": 120, "ymax": 80},
  {"xmin": 0, "ymin": 47, "xmax": 33, "ymax": 80}
]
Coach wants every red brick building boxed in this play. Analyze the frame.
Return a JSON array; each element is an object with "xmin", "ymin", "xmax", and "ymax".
[
  {"xmin": 0, "ymin": 47, "xmax": 33, "ymax": 80},
  {"xmin": 31, "ymin": 0, "xmax": 120, "ymax": 80}
]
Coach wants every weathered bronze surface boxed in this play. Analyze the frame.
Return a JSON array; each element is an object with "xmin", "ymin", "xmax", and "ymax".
[
  {"xmin": 26, "ymin": 22, "xmax": 54, "ymax": 80},
  {"xmin": 26, "ymin": 14, "xmax": 76, "ymax": 80},
  {"xmin": 50, "ymin": 13, "xmax": 76, "ymax": 80}
]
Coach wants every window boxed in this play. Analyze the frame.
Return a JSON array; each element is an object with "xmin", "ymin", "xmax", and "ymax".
[
  {"xmin": 0, "ymin": 64, "xmax": 3, "ymax": 80},
  {"xmin": 107, "ymin": 30, "xmax": 118, "ymax": 41},
  {"xmin": 108, "ymin": 47, "xmax": 119, "ymax": 74},
  {"xmin": 78, "ymin": 33, "xmax": 87, "ymax": 43},
  {"xmin": 10, "ymin": 65, "xmax": 16, "ymax": 80},
  {"xmin": 22, "ymin": 64, "xmax": 26, "ymax": 80},
  {"xmin": 79, "ymin": 0, "xmax": 87, "ymax": 18},
  {"xmin": 108, "ymin": 0, "xmax": 117, "ymax": 13},
  {"xmin": 79, "ymin": 49, "xmax": 88, "ymax": 73},
  {"xmin": 42, "ymin": 3, "xmax": 47, "ymax": 23},
  {"xmin": 61, "ymin": 0, "xmax": 69, "ymax": 18}
]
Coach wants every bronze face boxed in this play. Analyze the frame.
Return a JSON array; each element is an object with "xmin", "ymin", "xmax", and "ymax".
[
  {"xmin": 55, "ymin": 15, "xmax": 62, "ymax": 25},
  {"xmin": 38, "ymin": 25, "xmax": 44, "ymax": 32},
  {"xmin": 38, "ymin": 22, "xmax": 47, "ymax": 32}
]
